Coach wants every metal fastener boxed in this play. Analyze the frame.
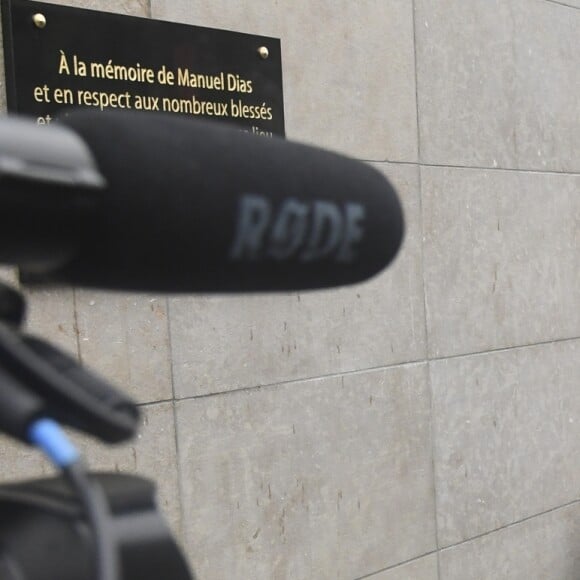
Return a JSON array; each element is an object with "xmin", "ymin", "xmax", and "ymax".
[
  {"xmin": 258, "ymin": 46, "xmax": 269, "ymax": 60},
  {"xmin": 32, "ymin": 13, "xmax": 47, "ymax": 29}
]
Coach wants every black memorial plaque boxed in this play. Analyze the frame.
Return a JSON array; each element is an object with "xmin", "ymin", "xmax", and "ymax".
[{"xmin": 1, "ymin": 0, "xmax": 285, "ymax": 136}]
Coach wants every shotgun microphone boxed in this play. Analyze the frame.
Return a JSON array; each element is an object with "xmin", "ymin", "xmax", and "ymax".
[{"xmin": 0, "ymin": 110, "xmax": 404, "ymax": 292}]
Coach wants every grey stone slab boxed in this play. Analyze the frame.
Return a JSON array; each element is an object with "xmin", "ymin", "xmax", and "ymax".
[
  {"xmin": 176, "ymin": 364, "xmax": 435, "ymax": 580},
  {"xmin": 0, "ymin": 434, "xmax": 55, "ymax": 482},
  {"xmin": 367, "ymin": 555, "xmax": 438, "ymax": 580},
  {"xmin": 151, "ymin": 0, "xmax": 418, "ymax": 161},
  {"xmin": 169, "ymin": 163, "xmax": 424, "ymax": 397},
  {"xmin": 24, "ymin": 287, "xmax": 79, "ymax": 355},
  {"xmin": 415, "ymin": 0, "xmax": 580, "ymax": 172},
  {"xmin": 440, "ymin": 502, "xmax": 580, "ymax": 580},
  {"xmin": 432, "ymin": 340, "xmax": 580, "ymax": 547},
  {"xmin": 37, "ymin": 0, "xmax": 149, "ymax": 15},
  {"xmin": 75, "ymin": 291, "xmax": 172, "ymax": 404},
  {"xmin": 422, "ymin": 167, "xmax": 580, "ymax": 358}
]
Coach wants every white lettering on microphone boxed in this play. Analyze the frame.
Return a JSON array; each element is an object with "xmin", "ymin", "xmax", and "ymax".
[{"xmin": 229, "ymin": 195, "xmax": 366, "ymax": 263}]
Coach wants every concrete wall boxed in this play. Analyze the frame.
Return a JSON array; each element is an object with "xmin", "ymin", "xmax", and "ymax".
[{"xmin": 1, "ymin": 1, "xmax": 579, "ymax": 578}]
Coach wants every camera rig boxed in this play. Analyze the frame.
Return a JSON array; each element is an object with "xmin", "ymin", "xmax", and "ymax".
[{"xmin": 0, "ymin": 281, "xmax": 194, "ymax": 580}]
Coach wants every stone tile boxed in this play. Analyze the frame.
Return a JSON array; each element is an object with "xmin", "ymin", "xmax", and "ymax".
[
  {"xmin": 0, "ymin": 434, "xmax": 55, "ymax": 482},
  {"xmin": 367, "ymin": 554, "xmax": 438, "ymax": 580},
  {"xmin": 176, "ymin": 364, "xmax": 435, "ymax": 580},
  {"xmin": 24, "ymin": 287, "xmax": 79, "ymax": 355},
  {"xmin": 439, "ymin": 502, "xmax": 580, "ymax": 580},
  {"xmin": 37, "ymin": 0, "xmax": 149, "ymax": 16},
  {"xmin": 432, "ymin": 340, "xmax": 580, "ymax": 547},
  {"xmin": 75, "ymin": 291, "xmax": 172, "ymax": 404},
  {"xmin": 151, "ymin": 0, "xmax": 418, "ymax": 161},
  {"xmin": 169, "ymin": 163, "xmax": 424, "ymax": 398},
  {"xmin": 415, "ymin": 0, "xmax": 580, "ymax": 171},
  {"xmin": 422, "ymin": 167, "xmax": 580, "ymax": 358}
]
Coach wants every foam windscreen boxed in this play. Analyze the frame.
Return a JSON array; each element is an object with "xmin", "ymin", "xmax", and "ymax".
[{"xmin": 29, "ymin": 110, "xmax": 404, "ymax": 292}]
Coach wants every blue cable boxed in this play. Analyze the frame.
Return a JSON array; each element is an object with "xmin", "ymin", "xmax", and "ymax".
[
  {"xmin": 27, "ymin": 418, "xmax": 117, "ymax": 580},
  {"xmin": 28, "ymin": 418, "xmax": 80, "ymax": 468}
]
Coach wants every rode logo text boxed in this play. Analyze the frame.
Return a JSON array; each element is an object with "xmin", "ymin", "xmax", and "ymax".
[{"xmin": 230, "ymin": 195, "xmax": 365, "ymax": 263}]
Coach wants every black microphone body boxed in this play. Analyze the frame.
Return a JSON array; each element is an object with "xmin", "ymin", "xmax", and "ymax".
[{"xmin": 3, "ymin": 111, "xmax": 404, "ymax": 293}]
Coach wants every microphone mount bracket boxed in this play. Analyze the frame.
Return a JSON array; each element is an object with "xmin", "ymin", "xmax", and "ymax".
[{"xmin": 0, "ymin": 280, "xmax": 139, "ymax": 445}]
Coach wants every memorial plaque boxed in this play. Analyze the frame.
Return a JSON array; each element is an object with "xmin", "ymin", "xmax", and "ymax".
[{"xmin": 1, "ymin": 0, "xmax": 285, "ymax": 136}]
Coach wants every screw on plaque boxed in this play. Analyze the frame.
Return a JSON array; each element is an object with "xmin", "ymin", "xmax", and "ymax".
[
  {"xmin": 32, "ymin": 13, "xmax": 47, "ymax": 29},
  {"xmin": 258, "ymin": 46, "xmax": 269, "ymax": 60}
]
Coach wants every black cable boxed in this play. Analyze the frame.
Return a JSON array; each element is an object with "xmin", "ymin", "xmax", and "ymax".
[
  {"xmin": 63, "ymin": 461, "xmax": 120, "ymax": 580},
  {"xmin": 29, "ymin": 418, "xmax": 119, "ymax": 580}
]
